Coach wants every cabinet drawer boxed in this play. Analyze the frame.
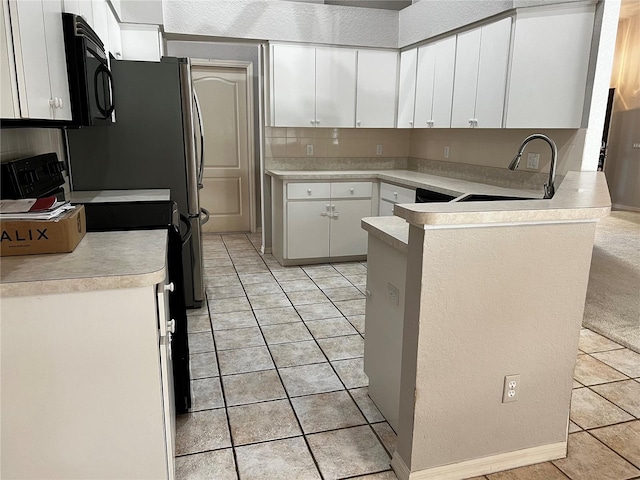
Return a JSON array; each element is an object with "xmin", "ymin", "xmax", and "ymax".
[
  {"xmin": 380, "ymin": 182, "xmax": 415, "ymax": 203},
  {"xmin": 331, "ymin": 182, "xmax": 372, "ymax": 199},
  {"xmin": 287, "ymin": 182, "xmax": 331, "ymax": 200}
]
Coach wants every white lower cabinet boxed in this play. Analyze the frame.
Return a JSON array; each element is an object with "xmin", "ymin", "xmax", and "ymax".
[
  {"xmin": 378, "ymin": 182, "xmax": 415, "ymax": 216},
  {"xmin": 283, "ymin": 181, "xmax": 372, "ymax": 262}
]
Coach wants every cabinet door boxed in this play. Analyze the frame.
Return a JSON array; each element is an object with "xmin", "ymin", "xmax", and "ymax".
[
  {"xmin": 91, "ymin": 0, "xmax": 109, "ymax": 54},
  {"xmin": 77, "ymin": 0, "xmax": 93, "ymax": 26},
  {"xmin": 474, "ymin": 18, "xmax": 511, "ymax": 128},
  {"xmin": 11, "ymin": 0, "xmax": 52, "ymax": 119},
  {"xmin": 356, "ymin": 49, "xmax": 398, "ymax": 128},
  {"xmin": 330, "ymin": 199, "xmax": 371, "ymax": 257},
  {"xmin": 431, "ymin": 36, "xmax": 456, "ymax": 128},
  {"xmin": 156, "ymin": 285, "xmax": 175, "ymax": 480},
  {"xmin": 379, "ymin": 198, "xmax": 395, "ymax": 217},
  {"xmin": 287, "ymin": 200, "xmax": 330, "ymax": 259},
  {"xmin": 120, "ymin": 25, "xmax": 161, "ymax": 61},
  {"xmin": 397, "ymin": 48, "xmax": 417, "ymax": 128},
  {"xmin": 1, "ymin": 1, "xmax": 19, "ymax": 118},
  {"xmin": 414, "ymin": 43, "xmax": 436, "ymax": 128},
  {"xmin": 106, "ymin": 6, "xmax": 121, "ymax": 59},
  {"xmin": 506, "ymin": 4, "xmax": 595, "ymax": 128},
  {"xmin": 272, "ymin": 44, "xmax": 316, "ymax": 127},
  {"xmin": 450, "ymin": 27, "xmax": 481, "ymax": 128},
  {"xmin": 316, "ymin": 47, "xmax": 356, "ymax": 128},
  {"xmin": 42, "ymin": 0, "xmax": 72, "ymax": 120}
]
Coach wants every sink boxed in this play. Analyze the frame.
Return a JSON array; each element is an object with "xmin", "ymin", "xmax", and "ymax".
[{"xmin": 456, "ymin": 194, "xmax": 538, "ymax": 202}]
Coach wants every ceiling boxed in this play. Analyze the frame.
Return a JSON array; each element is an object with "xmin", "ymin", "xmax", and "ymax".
[{"xmin": 285, "ymin": 0, "xmax": 412, "ymax": 10}]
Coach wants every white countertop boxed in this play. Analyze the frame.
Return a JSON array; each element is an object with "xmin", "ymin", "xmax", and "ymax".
[
  {"xmin": 69, "ymin": 189, "xmax": 171, "ymax": 203},
  {"xmin": 0, "ymin": 230, "xmax": 167, "ymax": 297},
  {"xmin": 361, "ymin": 216, "xmax": 409, "ymax": 254}
]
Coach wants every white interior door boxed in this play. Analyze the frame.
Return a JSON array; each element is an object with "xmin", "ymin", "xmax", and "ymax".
[{"xmin": 193, "ymin": 65, "xmax": 253, "ymax": 233}]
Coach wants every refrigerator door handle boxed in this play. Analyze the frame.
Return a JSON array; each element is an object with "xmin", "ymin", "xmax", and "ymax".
[
  {"xmin": 193, "ymin": 91, "xmax": 205, "ymax": 190},
  {"xmin": 200, "ymin": 207, "xmax": 210, "ymax": 225}
]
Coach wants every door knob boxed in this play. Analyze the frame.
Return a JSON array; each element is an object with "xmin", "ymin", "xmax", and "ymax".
[{"xmin": 167, "ymin": 319, "xmax": 176, "ymax": 334}]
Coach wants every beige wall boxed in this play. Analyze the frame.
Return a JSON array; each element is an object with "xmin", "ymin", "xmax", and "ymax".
[{"xmin": 605, "ymin": 13, "xmax": 640, "ymax": 210}]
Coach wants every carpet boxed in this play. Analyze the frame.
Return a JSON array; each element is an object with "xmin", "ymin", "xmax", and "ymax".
[{"xmin": 583, "ymin": 210, "xmax": 640, "ymax": 353}]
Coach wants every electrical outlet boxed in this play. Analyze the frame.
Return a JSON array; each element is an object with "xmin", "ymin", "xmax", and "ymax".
[
  {"xmin": 526, "ymin": 153, "xmax": 540, "ymax": 169},
  {"xmin": 387, "ymin": 283, "xmax": 399, "ymax": 306},
  {"xmin": 306, "ymin": 144, "xmax": 313, "ymax": 156},
  {"xmin": 444, "ymin": 146, "xmax": 450, "ymax": 159},
  {"xmin": 376, "ymin": 144, "xmax": 383, "ymax": 156},
  {"xmin": 633, "ymin": 143, "xmax": 640, "ymax": 149},
  {"xmin": 502, "ymin": 374, "xmax": 520, "ymax": 403}
]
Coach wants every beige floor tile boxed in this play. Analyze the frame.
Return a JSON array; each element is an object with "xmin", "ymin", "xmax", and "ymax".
[
  {"xmin": 218, "ymin": 346, "xmax": 274, "ymax": 375},
  {"xmin": 487, "ymin": 461, "xmax": 568, "ymax": 479},
  {"xmin": 243, "ymin": 282, "xmax": 283, "ymax": 297},
  {"xmin": 188, "ymin": 332, "xmax": 215, "ymax": 354},
  {"xmin": 208, "ymin": 296, "xmax": 252, "ymax": 314},
  {"xmin": 227, "ymin": 399, "xmax": 301, "ymax": 446},
  {"xmin": 214, "ymin": 327, "xmax": 265, "ymax": 351},
  {"xmin": 279, "ymin": 363, "xmax": 344, "ymax": 397},
  {"xmin": 221, "ymin": 369, "xmax": 286, "ymax": 407},
  {"xmin": 569, "ymin": 421, "xmax": 582, "ymax": 433},
  {"xmin": 334, "ymin": 298, "xmax": 367, "ymax": 316},
  {"xmin": 350, "ymin": 471, "xmax": 398, "ymax": 479},
  {"xmin": 191, "ymin": 377, "xmax": 224, "ymax": 411},
  {"xmin": 175, "ymin": 409, "xmax": 231, "ymax": 455},
  {"xmin": 302, "ymin": 265, "xmax": 341, "ymax": 279},
  {"xmin": 553, "ymin": 431, "xmax": 640, "ymax": 479},
  {"xmin": 210, "ymin": 311, "xmax": 258, "ymax": 331},
  {"xmin": 271, "ymin": 268, "xmax": 309, "ymax": 282},
  {"xmin": 573, "ymin": 355, "xmax": 628, "ymax": 385},
  {"xmin": 235, "ymin": 437, "xmax": 320, "ymax": 480},
  {"xmin": 204, "ymin": 258, "xmax": 233, "ymax": 268},
  {"xmin": 570, "ymin": 387, "xmax": 634, "ymax": 430},
  {"xmin": 269, "ymin": 340, "xmax": 327, "ymax": 368},
  {"xmin": 578, "ymin": 329, "xmax": 624, "ymax": 354},
  {"xmin": 204, "ymin": 274, "xmax": 240, "ymax": 288},
  {"xmin": 317, "ymin": 335, "xmax": 365, "ymax": 360},
  {"xmin": 348, "ymin": 314, "xmax": 366, "ymax": 334},
  {"xmin": 291, "ymin": 390, "xmax": 366, "ymax": 433},
  {"xmin": 248, "ymin": 292, "xmax": 292, "ymax": 310},
  {"xmin": 187, "ymin": 303, "xmax": 210, "ymax": 318},
  {"xmin": 332, "ymin": 357, "xmax": 369, "ymax": 389},
  {"xmin": 261, "ymin": 323, "xmax": 313, "ymax": 345},
  {"xmin": 204, "ymin": 266, "xmax": 236, "ymax": 277},
  {"xmin": 591, "ymin": 380, "xmax": 640, "ymax": 417},
  {"xmin": 590, "ymin": 421, "xmax": 640, "ymax": 467},
  {"xmin": 238, "ymin": 272, "xmax": 277, "ymax": 285},
  {"xmin": 254, "ymin": 306, "xmax": 303, "ymax": 326},
  {"xmin": 332, "ymin": 262, "xmax": 368, "ymax": 276},
  {"xmin": 296, "ymin": 302, "xmax": 343, "ymax": 321},
  {"xmin": 350, "ymin": 387, "xmax": 385, "ymax": 423},
  {"xmin": 592, "ymin": 349, "xmax": 640, "ymax": 378},
  {"xmin": 307, "ymin": 425, "xmax": 390, "ymax": 479},
  {"xmin": 187, "ymin": 315, "xmax": 211, "ymax": 334},
  {"xmin": 372, "ymin": 422, "xmax": 397, "ymax": 456},
  {"xmin": 234, "ymin": 263, "xmax": 269, "ymax": 274},
  {"xmin": 190, "ymin": 352, "xmax": 219, "ymax": 379},
  {"xmin": 345, "ymin": 273, "xmax": 367, "ymax": 286},
  {"xmin": 323, "ymin": 286, "xmax": 366, "ymax": 302},
  {"xmin": 175, "ymin": 449, "xmax": 237, "ymax": 480},
  {"xmin": 573, "ymin": 379, "xmax": 583, "ymax": 388},
  {"xmin": 314, "ymin": 275, "xmax": 353, "ymax": 290},
  {"xmin": 306, "ymin": 317, "xmax": 359, "ymax": 339},
  {"xmin": 278, "ymin": 278, "xmax": 320, "ymax": 293},
  {"xmin": 287, "ymin": 289, "xmax": 329, "ymax": 306},
  {"xmin": 231, "ymin": 256, "xmax": 265, "ymax": 266}
]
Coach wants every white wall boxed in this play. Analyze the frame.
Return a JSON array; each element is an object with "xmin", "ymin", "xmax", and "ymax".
[{"xmin": 162, "ymin": 0, "xmax": 398, "ymax": 48}]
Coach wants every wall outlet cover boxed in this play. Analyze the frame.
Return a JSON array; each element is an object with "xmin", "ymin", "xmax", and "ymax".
[
  {"xmin": 306, "ymin": 144, "xmax": 313, "ymax": 156},
  {"xmin": 376, "ymin": 145, "xmax": 383, "ymax": 156},
  {"xmin": 526, "ymin": 153, "xmax": 540, "ymax": 169},
  {"xmin": 387, "ymin": 283, "xmax": 399, "ymax": 306},
  {"xmin": 444, "ymin": 146, "xmax": 450, "ymax": 159},
  {"xmin": 502, "ymin": 374, "xmax": 521, "ymax": 403}
]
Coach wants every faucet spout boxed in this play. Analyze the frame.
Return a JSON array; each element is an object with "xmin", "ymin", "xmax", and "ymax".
[{"xmin": 508, "ymin": 134, "xmax": 558, "ymax": 199}]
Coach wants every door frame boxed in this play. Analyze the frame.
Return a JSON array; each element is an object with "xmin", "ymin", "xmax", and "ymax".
[{"xmin": 191, "ymin": 58, "xmax": 257, "ymax": 233}]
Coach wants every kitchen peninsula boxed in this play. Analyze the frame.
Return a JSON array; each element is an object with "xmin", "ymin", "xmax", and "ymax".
[
  {"xmin": 0, "ymin": 230, "xmax": 176, "ymax": 479},
  {"xmin": 361, "ymin": 170, "xmax": 611, "ymax": 479}
]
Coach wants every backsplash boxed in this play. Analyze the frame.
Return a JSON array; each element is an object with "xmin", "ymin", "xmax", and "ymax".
[{"xmin": 0, "ymin": 128, "xmax": 70, "ymax": 195}]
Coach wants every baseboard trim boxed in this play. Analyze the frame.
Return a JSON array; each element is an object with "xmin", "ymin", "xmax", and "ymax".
[
  {"xmin": 612, "ymin": 203, "xmax": 640, "ymax": 212},
  {"xmin": 391, "ymin": 442, "xmax": 567, "ymax": 480}
]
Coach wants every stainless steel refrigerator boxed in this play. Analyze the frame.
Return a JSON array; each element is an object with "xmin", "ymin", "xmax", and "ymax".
[{"xmin": 66, "ymin": 57, "xmax": 205, "ymax": 308}]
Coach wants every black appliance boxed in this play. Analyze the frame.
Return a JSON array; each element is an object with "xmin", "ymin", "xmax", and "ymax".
[
  {"xmin": 0, "ymin": 153, "xmax": 66, "ymax": 199},
  {"xmin": 62, "ymin": 13, "xmax": 114, "ymax": 127},
  {"xmin": 76, "ymin": 199, "xmax": 192, "ymax": 414},
  {"xmin": 415, "ymin": 187, "xmax": 457, "ymax": 203}
]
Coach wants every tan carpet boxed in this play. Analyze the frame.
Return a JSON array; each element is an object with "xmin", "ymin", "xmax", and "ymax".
[{"xmin": 583, "ymin": 210, "xmax": 640, "ymax": 353}]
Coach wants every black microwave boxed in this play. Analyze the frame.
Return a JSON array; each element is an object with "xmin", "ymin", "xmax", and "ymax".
[{"xmin": 62, "ymin": 13, "xmax": 114, "ymax": 127}]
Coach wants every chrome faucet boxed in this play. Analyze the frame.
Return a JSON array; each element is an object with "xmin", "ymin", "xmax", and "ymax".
[{"xmin": 508, "ymin": 134, "xmax": 558, "ymax": 199}]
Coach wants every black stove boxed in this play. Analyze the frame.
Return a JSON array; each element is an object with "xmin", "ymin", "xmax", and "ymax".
[{"xmin": 1, "ymin": 153, "xmax": 66, "ymax": 199}]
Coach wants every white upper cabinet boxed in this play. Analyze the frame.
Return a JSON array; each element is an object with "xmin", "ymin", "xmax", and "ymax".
[
  {"xmin": 120, "ymin": 24, "xmax": 161, "ymax": 61},
  {"xmin": 272, "ymin": 44, "xmax": 316, "ymax": 127},
  {"xmin": 397, "ymin": 48, "xmax": 417, "ymax": 128},
  {"xmin": 9, "ymin": 0, "xmax": 72, "ymax": 120},
  {"xmin": 451, "ymin": 17, "xmax": 511, "ymax": 128},
  {"xmin": 91, "ymin": 0, "xmax": 109, "ymax": 52},
  {"xmin": 315, "ymin": 47, "xmax": 356, "ymax": 128},
  {"xmin": 106, "ymin": 5, "xmax": 121, "ymax": 59},
  {"xmin": 355, "ymin": 49, "xmax": 398, "ymax": 128},
  {"xmin": 505, "ymin": 4, "xmax": 595, "ymax": 128},
  {"xmin": 1, "ymin": 1, "xmax": 19, "ymax": 118},
  {"xmin": 414, "ymin": 36, "xmax": 456, "ymax": 128}
]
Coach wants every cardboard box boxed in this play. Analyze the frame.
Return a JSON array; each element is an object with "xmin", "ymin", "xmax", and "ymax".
[{"xmin": 0, "ymin": 206, "xmax": 86, "ymax": 256}]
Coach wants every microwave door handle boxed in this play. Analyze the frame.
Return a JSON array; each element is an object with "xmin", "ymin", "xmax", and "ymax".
[
  {"xmin": 103, "ymin": 67, "xmax": 115, "ymax": 117},
  {"xmin": 193, "ymin": 91, "xmax": 205, "ymax": 189},
  {"xmin": 94, "ymin": 65, "xmax": 109, "ymax": 118}
]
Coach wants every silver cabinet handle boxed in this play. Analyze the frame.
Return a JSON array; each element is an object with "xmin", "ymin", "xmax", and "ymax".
[
  {"xmin": 350, "ymin": 188, "xmax": 354, "ymax": 193},
  {"xmin": 320, "ymin": 212, "xmax": 327, "ymax": 216},
  {"xmin": 308, "ymin": 189, "xmax": 312, "ymax": 194},
  {"xmin": 331, "ymin": 204, "xmax": 335, "ymax": 210},
  {"xmin": 164, "ymin": 282, "xmax": 175, "ymax": 292},
  {"xmin": 409, "ymin": 120, "xmax": 413, "ymax": 126},
  {"xmin": 332, "ymin": 212, "xmax": 339, "ymax": 218},
  {"xmin": 393, "ymin": 192, "xmax": 398, "ymax": 198},
  {"xmin": 58, "ymin": 98, "xmax": 63, "ymax": 109},
  {"xmin": 167, "ymin": 319, "xmax": 176, "ymax": 334},
  {"xmin": 357, "ymin": 120, "xmax": 361, "ymax": 127},
  {"xmin": 311, "ymin": 120, "xmax": 315, "ymax": 125},
  {"xmin": 200, "ymin": 208, "xmax": 210, "ymax": 225}
]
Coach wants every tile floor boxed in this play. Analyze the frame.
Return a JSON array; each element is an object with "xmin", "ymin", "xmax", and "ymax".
[{"xmin": 177, "ymin": 233, "xmax": 640, "ymax": 480}]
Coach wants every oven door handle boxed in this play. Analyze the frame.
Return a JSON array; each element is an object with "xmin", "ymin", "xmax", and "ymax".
[{"xmin": 103, "ymin": 67, "xmax": 115, "ymax": 118}]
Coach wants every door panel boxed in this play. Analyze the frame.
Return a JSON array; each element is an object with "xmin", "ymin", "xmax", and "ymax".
[
  {"xmin": 431, "ymin": 36, "xmax": 456, "ymax": 128},
  {"xmin": 316, "ymin": 47, "xmax": 357, "ymax": 127},
  {"xmin": 451, "ymin": 27, "xmax": 481, "ymax": 128},
  {"xmin": 42, "ymin": 0, "xmax": 72, "ymax": 120},
  {"xmin": 414, "ymin": 43, "xmax": 436, "ymax": 128},
  {"xmin": 330, "ymin": 199, "xmax": 371, "ymax": 257},
  {"xmin": 356, "ymin": 50, "xmax": 397, "ymax": 128},
  {"xmin": 287, "ymin": 201, "xmax": 330, "ymax": 259},
  {"xmin": 397, "ymin": 49, "xmax": 417, "ymax": 128},
  {"xmin": 193, "ymin": 66, "xmax": 252, "ymax": 233},
  {"xmin": 272, "ymin": 44, "xmax": 315, "ymax": 127}
]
